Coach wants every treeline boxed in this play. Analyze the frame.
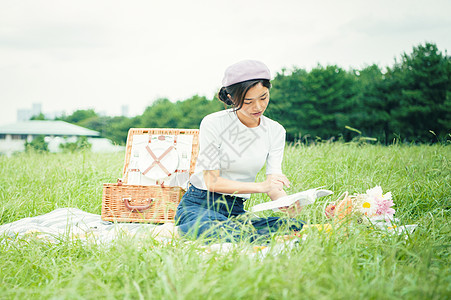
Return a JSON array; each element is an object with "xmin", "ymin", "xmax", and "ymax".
[
  {"xmin": 55, "ymin": 96, "xmax": 223, "ymax": 145},
  {"xmin": 266, "ymin": 42, "xmax": 450, "ymax": 143},
  {"xmin": 55, "ymin": 42, "xmax": 450, "ymax": 144}
]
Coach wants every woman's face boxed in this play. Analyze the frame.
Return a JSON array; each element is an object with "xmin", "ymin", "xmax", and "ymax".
[{"xmin": 235, "ymin": 83, "xmax": 269, "ymax": 127}]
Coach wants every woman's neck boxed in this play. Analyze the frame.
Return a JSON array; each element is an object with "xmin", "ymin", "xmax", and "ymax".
[{"xmin": 236, "ymin": 111, "xmax": 260, "ymax": 128}]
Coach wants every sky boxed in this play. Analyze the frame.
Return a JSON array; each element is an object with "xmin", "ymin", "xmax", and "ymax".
[{"xmin": 0, "ymin": 0, "xmax": 450, "ymax": 125}]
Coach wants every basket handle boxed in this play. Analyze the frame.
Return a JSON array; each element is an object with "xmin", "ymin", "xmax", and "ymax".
[
  {"xmin": 123, "ymin": 198, "xmax": 153, "ymax": 212},
  {"xmin": 336, "ymin": 191, "xmax": 349, "ymax": 204}
]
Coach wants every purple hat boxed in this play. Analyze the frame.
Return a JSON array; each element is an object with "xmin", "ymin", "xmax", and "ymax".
[{"xmin": 222, "ymin": 60, "xmax": 271, "ymax": 87}]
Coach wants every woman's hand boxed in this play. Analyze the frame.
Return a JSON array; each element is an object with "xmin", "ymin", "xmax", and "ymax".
[
  {"xmin": 263, "ymin": 174, "xmax": 290, "ymax": 193},
  {"xmin": 264, "ymin": 174, "xmax": 302, "ymax": 217},
  {"xmin": 263, "ymin": 174, "xmax": 290, "ymax": 194},
  {"xmin": 279, "ymin": 201, "xmax": 303, "ymax": 217}
]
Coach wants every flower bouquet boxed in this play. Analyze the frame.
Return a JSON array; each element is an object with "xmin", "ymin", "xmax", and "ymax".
[{"xmin": 325, "ymin": 186, "xmax": 395, "ymax": 224}]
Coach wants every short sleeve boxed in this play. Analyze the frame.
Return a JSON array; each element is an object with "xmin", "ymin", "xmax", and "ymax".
[
  {"xmin": 266, "ymin": 124, "xmax": 286, "ymax": 175},
  {"xmin": 196, "ymin": 116, "xmax": 221, "ymax": 170}
]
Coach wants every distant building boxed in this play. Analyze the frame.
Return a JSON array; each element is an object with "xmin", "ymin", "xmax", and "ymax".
[
  {"xmin": 31, "ymin": 103, "xmax": 41, "ymax": 117},
  {"xmin": 17, "ymin": 109, "xmax": 33, "ymax": 122},
  {"xmin": 17, "ymin": 103, "xmax": 42, "ymax": 121},
  {"xmin": 121, "ymin": 105, "xmax": 129, "ymax": 117},
  {"xmin": 0, "ymin": 120, "xmax": 124, "ymax": 156}
]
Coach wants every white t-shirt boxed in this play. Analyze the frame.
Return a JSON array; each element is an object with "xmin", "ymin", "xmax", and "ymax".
[{"xmin": 190, "ymin": 108, "xmax": 286, "ymax": 199}]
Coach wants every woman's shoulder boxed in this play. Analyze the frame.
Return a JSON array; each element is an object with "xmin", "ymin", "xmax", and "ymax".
[
  {"xmin": 261, "ymin": 115, "xmax": 286, "ymax": 134},
  {"xmin": 201, "ymin": 109, "xmax": 235, "ymax": 124}
]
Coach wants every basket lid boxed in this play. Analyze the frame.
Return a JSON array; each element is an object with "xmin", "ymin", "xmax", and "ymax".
[
  {"xmin": 137, "ymin": 139, "xmax": 179, "ymax": 181},
  {"xmin": 122, "ymin": 128, "xmax": 199, "ymax": 185}
]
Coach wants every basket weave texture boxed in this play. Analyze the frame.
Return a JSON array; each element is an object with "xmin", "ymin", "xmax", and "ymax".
[{"xmin": 101, "ymin": 128, "xmax": 199, "ymax": 224}]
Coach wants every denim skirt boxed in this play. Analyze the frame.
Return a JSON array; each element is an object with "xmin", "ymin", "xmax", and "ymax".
[{"xmin": 175, "ymin": 184, "xmax": 304, "ymax": 243}]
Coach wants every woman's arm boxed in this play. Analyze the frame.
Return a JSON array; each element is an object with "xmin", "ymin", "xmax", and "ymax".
[
  {"xmin": 203, "ymin": 171, "xmax": 290, "ymax": 195},
  {"xmin": 204, "ymin": 171, "xmax": 300, "ymax": 215}
]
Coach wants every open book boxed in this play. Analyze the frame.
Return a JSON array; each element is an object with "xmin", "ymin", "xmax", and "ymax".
[{"xmin": 249, "ymin": 188, "xmax": 333, "ymax": 213}]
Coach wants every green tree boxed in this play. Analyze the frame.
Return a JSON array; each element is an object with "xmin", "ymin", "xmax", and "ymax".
[
  {"xmin": 25, "ymin": 135, "xmax": 48, "ymax": 152},
  {"xmin": 352, "ymin": 65, "xmax": 389, "ymax": 142},
  {"xmin": 30, "ymin": 113, "xmax": 46, "ymax": 120},
  {"xmin": 303, "ymin": 65, "xmax": 357, "ymax": 140},
  {"xmin": 266, "ymin": 68, "xmax": 308, "ymax": 141},
  {"xmin": 107, "ymin": 116, "xmax": 141, "ymax": 144},
  {"xmin": 79, "ymin": 115, "xmax": 141, "ymax": 145},
  {"xmin": 140, "ymin": 98, "xmax": 182, "ymax": 128},
  {"xmin": 60, "ymin": 109, "xmax": 98, "ymax": 124},
  {"xmin": 59, "ymin": 136, "xmax": 92, "ymax": 152},
  {"xmin": 269, "ymin": 66, "xmax": 358, "ymax": 142},
  {"xmin": 385, "ymin": 42, "xmax": 450, "ymax": 142},
  {"xmin": 176, "ymin": 95, "xmax": 223, "ymax": 128}
]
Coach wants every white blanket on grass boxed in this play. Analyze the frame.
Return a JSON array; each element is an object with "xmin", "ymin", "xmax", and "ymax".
[
  {"xmin": 0, "ymin": 208, "xmax": 301, "ymax": 258},
  {"xmin": 0, "ymin": 208, "xmax": 162, "ymax": 244},
  {"xmin": 0, "ymin": 208, "xmax": 417, "ymax": 258}
]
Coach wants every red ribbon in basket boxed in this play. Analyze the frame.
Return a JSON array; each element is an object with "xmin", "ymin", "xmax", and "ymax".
[{"xmin": 141, "ymin": 144, "xmax": 175, "ymax": 177}]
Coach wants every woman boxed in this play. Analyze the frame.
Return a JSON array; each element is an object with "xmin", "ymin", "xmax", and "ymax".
[{"xmin": 174, "ymin": 60, "xmax": 303, "ymax": 242}]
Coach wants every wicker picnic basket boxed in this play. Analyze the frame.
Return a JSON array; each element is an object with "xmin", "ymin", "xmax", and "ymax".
[{"xmin": 101, "ymin": 128, "xmax": 199, "ymax": 223}]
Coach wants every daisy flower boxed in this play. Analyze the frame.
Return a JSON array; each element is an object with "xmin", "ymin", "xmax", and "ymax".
[{"xmin": 354, "ymin": 194, "xmax": 378, "ymax": 217}]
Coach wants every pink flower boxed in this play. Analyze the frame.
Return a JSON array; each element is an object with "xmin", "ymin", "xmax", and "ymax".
[{"xmin": 375, "ymin": 198, "xmax": 395, "ymax": 216}]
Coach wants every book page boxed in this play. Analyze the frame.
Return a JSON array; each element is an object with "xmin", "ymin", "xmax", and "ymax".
[{"xmin": 249, "ymin": 188, "xmax": 333, "ymax": 213}]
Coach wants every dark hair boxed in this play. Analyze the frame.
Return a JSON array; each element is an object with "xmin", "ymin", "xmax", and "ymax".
[{"xmin": 217, "ymin": 79, "xmax": 271, "ymax": 111}]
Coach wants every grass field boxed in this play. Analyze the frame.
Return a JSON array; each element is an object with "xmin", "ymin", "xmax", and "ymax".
[{"xmin": 0, "ymin": 143, "xmax": 450, "ymax": 299}]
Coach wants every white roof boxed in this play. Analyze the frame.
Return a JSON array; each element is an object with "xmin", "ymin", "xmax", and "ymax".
[{"xmin": 0, "ymin": 120, "xmax": 99, "ymax": 136}]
